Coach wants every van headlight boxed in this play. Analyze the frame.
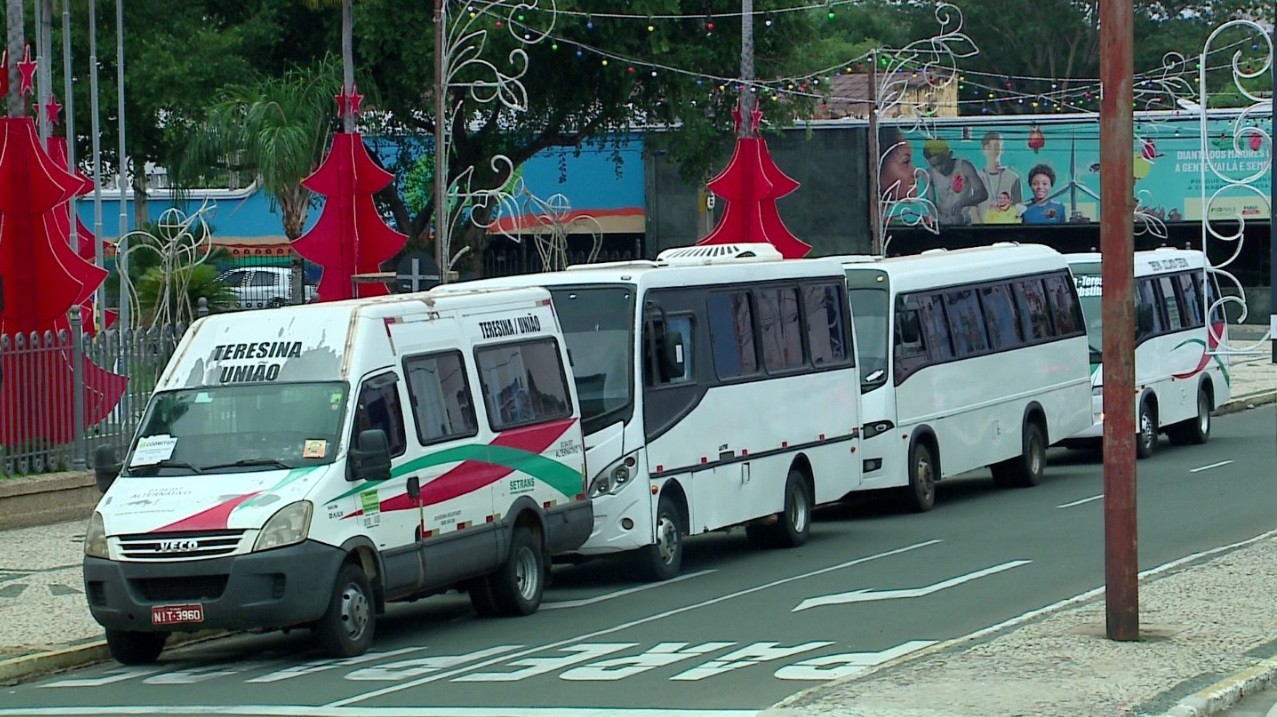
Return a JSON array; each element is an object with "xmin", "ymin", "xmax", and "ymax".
[
  {"xmin": 253, "ymin": 501, "xmax": 313, "ymax": 552},
  {"xmin": 588, "ymin": 452, "xmax": 640, "ymax": 498},
  {"xmin": 84, "ymin": 512, "xmax": 109, "ymax": 559}
]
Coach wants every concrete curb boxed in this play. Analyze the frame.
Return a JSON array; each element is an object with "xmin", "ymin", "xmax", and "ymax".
[
  {"xmin": 1216, "ymin": 389, "xmax": 1277, "ymax": 416},
  {"xmin": 0, "ymin": 470, "xmax": 98, "ymax": 530},
  {"xmin": 0, "ymin": 631, "xmax": 226, "ymax": 686},
  {"xmin": 1162, "ymin": 655, "xmax": 1277, "ymax": 717}
]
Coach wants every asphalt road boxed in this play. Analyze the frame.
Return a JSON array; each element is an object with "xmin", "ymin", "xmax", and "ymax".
[{"xmin": 1, "ymin": 406, "xmax": 1274, "ymax": 717}]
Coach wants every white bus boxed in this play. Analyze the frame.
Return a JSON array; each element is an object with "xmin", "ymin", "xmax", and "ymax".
[
  {"xmin": 437, "ymin": 244, "xmax": 863, "ymax": 580},
  {"xmin": 836, "ymin": 244, "xmax": 1092, "ymax": 511},
  {"xmin": 1064, "ymin": 248, "xmax": 1229, "ymax": 457}
]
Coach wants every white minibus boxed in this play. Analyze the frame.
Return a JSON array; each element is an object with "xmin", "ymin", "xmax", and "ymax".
[
  {"xmin": 1065, "ymin": 248, "xmax": 1229, "ymax": 456},
  {"xmin": 86, "ymin": 287, "xmax": 591, "ymax": 664},
  {"xmin": 836, "ymin": 244, "xmax": 1092, "ymax": 511},
  {"xmin": 438, "ymin": 243, "xmax": 863, "ymax": 579}
]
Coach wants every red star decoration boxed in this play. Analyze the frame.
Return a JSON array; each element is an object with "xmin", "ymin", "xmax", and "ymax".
[
  {"xmin": 334, "ymin": 85, "xmax": 364, "ymax": 120},
  {"xmin": 45, "ymin": 94, "xmax": 62, "ymax": 125},
  {"xmin": 17, "ymin": 44, "xmax": 37, "ymax": 97}
]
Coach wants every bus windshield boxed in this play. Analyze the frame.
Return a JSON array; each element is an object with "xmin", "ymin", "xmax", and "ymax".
[
  {"xmin": 1071, "ymin": 264, "xmax": 1104, "ymax": 362},
  {"xmin": 123, "ymin": 382, "xmax": 349, "ymax": 476},
  {"xmin": 848, "ymin": 287, "xmax": 890, "ymax": 389},
  {"xmin": 549, "ymin": 286, "xmax": 635, "ymax": 434}
]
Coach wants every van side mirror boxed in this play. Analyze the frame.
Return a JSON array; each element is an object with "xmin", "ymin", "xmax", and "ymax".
[
  {"xmin": 406, "ymin": 476, "xmax": 420, "ymax": 501},
  {"xmin": 348, "ymin": 429, "xmax": 392, "ymax": 482},
  {"xmin": 93, "ymin": 445, "xmax": 121, "ymax": 493}
]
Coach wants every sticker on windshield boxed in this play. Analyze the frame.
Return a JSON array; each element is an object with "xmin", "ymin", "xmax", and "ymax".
[
  {"xmin": 194, "ymin": 392, "xmax": 213, "ymax": 404},
  {"xmin": 129, "ymin": 435, "xmax": 178, "ymax": 466},
  {"xmin": 303, "ymin": 439, "xmax": 328, "ymax": 459}
]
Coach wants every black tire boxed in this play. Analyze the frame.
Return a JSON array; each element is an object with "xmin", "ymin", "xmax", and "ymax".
[
  {"xmin": 770, "ymin": 470, "xmax": 812, "ymax": 548},
  {"xmin": 636, "ymin": 494, "xmax": 683, "ymax": 581},
  {"xmin": 104, "ymin": 629, "xmax": 167, "ymax": 665},
  {"xmin": 1136, "ymin": 399, "xmax": 1158, "ymax": 460},
  {"xmin": 489, "ymin": 525, "xmax": 545, "ymax": 617},
  {"xmin": 315, "ymin": 562, "xmax": 376, "ymax": 658},
  {"xmin": 902, "ymin": 440, "xmax": 937, "ymax": 511},
  {"xmin": 1168, "ymin": 387, "xmax": 1211, "ymax": 446},
  {"xmin": 467, "ymin": 576, "xmax": 500, "ymax": 617},
  {"xmin": 744, "ymin": 524, "xmax": 770, "ymax": 548}
]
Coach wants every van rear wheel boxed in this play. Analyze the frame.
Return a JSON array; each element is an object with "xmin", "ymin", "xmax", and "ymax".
[
  {"xmin": 104, "ymin": 629, "xmax": 167, "ymax": 665},
  {"xmin": 489, "ymin": 525, "xmax": 545, "ymax": 617}
]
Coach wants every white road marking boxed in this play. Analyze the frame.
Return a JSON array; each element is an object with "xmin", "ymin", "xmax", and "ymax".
[
  {"xmin": 1189, "ymin": 460, "xmax": 1234, "ymax": 473},
  {"xmin": 0, "ymin": 708, "xmax": 759, "ymax": 717},
  {"xmin": 793, "ymin": 560, "xmax": 1031, "ymax": 611},
  {"xmin": 1058, "ymin": 494, "xmax": 1104, "ymax": 508},
  {"xmin": 325, "ymin": 539, "xmax": 942, "ymax": 707},
  {"xmin": 543, "ymin": 570, "xmax": 716, "ymax": 609}
]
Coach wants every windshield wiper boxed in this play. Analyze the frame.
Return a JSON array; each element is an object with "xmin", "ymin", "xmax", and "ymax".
[
  {"xmin": 202, "ymin": 458, "xmax": 295, "ymax": 471},
  {"xmin": 127, "ymin": 459, "xmax": 204, "ymax": 475}
]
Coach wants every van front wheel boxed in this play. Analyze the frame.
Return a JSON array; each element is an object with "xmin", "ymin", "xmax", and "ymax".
[
  {"xmin": 105, "ymin": 629, "xmax": 167, "ymax": 665},
  {"xmin": 316, "ymin": 562, "xmax": 375, "ymax": 658}
]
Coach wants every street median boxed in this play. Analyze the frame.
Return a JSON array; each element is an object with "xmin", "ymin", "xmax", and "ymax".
[{"xmin": 0, "ymin": 471, "xmax": 98, "ymax": 530}]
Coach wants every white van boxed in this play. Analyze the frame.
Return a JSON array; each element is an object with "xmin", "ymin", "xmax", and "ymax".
[{"xmin": 84, "ymin": 286, "xmax": 591, "ymax": 664}]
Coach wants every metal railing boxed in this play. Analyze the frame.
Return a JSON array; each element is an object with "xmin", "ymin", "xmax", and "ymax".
[{"xmin": 1, "ymin": 308, "xmax": 185, "ymax": 477}]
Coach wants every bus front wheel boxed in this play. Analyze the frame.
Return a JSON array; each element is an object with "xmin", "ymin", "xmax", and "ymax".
[
  {"xmin": 1136, "ymin": 400, "xmax": 1158, "ymax": 459},
  {"xmin": 902, "ymin": 440, "xmax": 937, "ymax": 512},
  {"xmin": 636, "ymin": 494, "xmax": 683, "ymax": 581}
]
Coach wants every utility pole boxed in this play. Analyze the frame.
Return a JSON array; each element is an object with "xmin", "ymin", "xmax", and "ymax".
[
  {"xmin": 1270, "ymin": 27, "xmax": 1275, "ymax": 364},
  {"xmin": 90, "ymin": 0, "xmax": 105, "ymax": 329},
  {"xmin": 867, "ymin": 51, "xmax": 881, "ymax": 255},
  {"xmin": 116, "ymin": 0, "xmax": 129, "ymax": 333},
  {"xmin": 739, "ymin": 0, "xmax": 755, "ymax": 137},
  {"xmin": 37, "ymin": 0, "xmax": 52, "ymax": 144},
  {"xmin": 1099, "ymin": 0, "xmax": 1138, "ymax": 641},
  {"xmin": 5, "ymin": 0, "xmax": 24, "ymax": 117},
  {"xmin": 63, "ymin": 0, "xmax": 78, "ymax": 251}
]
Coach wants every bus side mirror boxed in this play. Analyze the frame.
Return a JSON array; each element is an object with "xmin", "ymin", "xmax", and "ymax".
[
  {"xmin": 348, "ymin": 429, "xmax": 392, "ymax": 482},
  {"xmin": 93, "ymin": 445, "xmax": 121, "ymax": 493}
]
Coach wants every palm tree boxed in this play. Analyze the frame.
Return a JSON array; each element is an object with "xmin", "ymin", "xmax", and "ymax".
[{"xmin": 170, "ymin": 57, "xmax": 342, "ymax": 301}]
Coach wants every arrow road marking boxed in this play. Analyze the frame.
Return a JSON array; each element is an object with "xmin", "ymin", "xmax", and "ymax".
[{"xmin": 793, "ymin": 560, "xmax": 1032, "ymax": 612}]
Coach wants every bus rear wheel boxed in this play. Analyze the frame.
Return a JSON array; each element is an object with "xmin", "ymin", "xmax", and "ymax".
[
  {"xmin": 751, "ymin": 470, "xmax": 812, "ymax": 548},
  {"xmin": 992, "ymin": 421, "xmax": 1046, "ymax": 488}
]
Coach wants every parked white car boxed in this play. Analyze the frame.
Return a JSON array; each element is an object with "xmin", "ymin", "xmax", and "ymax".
[{"xmin": 219, "ymin": 267, "xmax": 317, "ymax": 309}]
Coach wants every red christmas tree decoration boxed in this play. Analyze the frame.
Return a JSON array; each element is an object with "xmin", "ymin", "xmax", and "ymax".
[
  {"xmin": 292, "ymin": 132, "xmax": 407, "ymax": 301},
  {"xmin": 698, "ymin": 108, "xmax": 811, "ymax": 258},
  {"xmin": 0, "ymin": 117, "xmax": 126, "ymax": 446}
]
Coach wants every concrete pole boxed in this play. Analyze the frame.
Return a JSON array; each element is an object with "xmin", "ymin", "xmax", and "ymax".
[
  {"xmin": 5, "ymin": 0, "xmax": 25, "ymax": 116},
  {"xmin": 115, "ymin": 0, "xmax": 129, "ymax": 333},
  {"xmin": 62, "ymin": 0, "xmax": 78, "ymax": 251},
  {"xmin": 89, "ymin": 0, "xmax": 105, "ymax": 328},
  {"xmin": 433, "ymin": 0, "xmax": 447, "ymax": 282},
  {"xmin": 37, "ymin": 0, "xmax": 52, "ymax": 144},
  {"xmin": 867, "ymin": 52, "xmax": 881, "ymax": 255},
  {"xmin": 1099, "ymin": 0, "xmax": 1138, "ymax": 641}
]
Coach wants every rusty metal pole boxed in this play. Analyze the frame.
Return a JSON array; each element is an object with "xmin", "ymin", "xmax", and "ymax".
[
  {"xmin": 1100, "ymin": 0, "xmax": 1138, "ymax": 641},
  {"xmin": 868, "ymin": 52, "xmax": 882, "ymax": 255}
]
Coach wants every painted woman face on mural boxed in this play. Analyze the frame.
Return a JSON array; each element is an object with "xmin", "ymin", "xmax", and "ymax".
[{"xmin": 879, "ymin": 139, "xmax": 918, "ymax": 202}]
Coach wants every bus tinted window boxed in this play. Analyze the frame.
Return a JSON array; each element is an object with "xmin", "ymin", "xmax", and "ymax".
[
  {"xmin": 1158, "ymin": 276, "xmax": 1185, "ymax": 330},
  {"xmin": 980, "ymin": 283, "xmax": 1024, "ymax": 351},
  {"xmin": 1044, "ymin": 274, "xmax": 1083, "ymax": 336},
  {"xmin": 758, "ymin": 286, "xmax": 804, "ymax": 371},
  {"xmin": 707, "ymin": 292, "xmax": 759, "ymax": 379},
  {"xmin": 1177, "ymin": 273, "xmax": 1203, "ymax": 328},
  {"xmin": 1015, "ymin": 278, "xmax": 1054, "ymax": 341},
  {"xmin": 803, "ymin": 284, "xmax": 849, "ymax": 366},
  {"xmin": 1136, "ymin": 279, "xmax": 1164, "ymax": 339},
  {"xmin": 944, "ymin": 289, "xmax": 989, "ymax": 357},
  {"xmin": 919, "ymin": 294, "xmax": 954, "ymax": 361}
]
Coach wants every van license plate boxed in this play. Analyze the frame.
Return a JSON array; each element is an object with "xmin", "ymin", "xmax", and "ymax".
[{"xmin": 151, "ymin": 604, "xmax": 204, "ymax": 626}]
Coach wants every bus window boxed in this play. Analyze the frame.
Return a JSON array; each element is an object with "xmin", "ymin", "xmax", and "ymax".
[
  {"xmin": 919, "ymin": 293, "xmax": 954, "ymax": 361},
  {"xmin": 803, "ymin": 284, "xmax": 848, "ymax": 367},
  {"xmin": 1136, "ymin": 278, "xmax": 1164, "ymax": 340},
  {"xmin": 1176, "ymin": 273, "xmax": 1204, "ymax": 328},
  {"xmin": 643, "ymin": 315, "xmax": 695, "ymax": 386},
  {"xmin": 758, "ymin": 286, "xmax": 804, "ymax": 372},
  {"xmin": 944, "ymin": 289, "xmax": 989, "ymax": 357},
  {"xmin": 1044, "ymin": 273, "xmax": 1084, "ymax": 336},
  {"xmin": 1014, "ymin": 278, "xmax": 1054, "ymax": 341},
  {"xmin": 707, "ymin": 292, "xmax": 759, "ymax": 379},
  {"xmin": 1158, "ymin": 276, "xmax": 1186, "ymax": 330},
  {"xmin": 980, "ymin": 283, "xmax": 1024, "ymax": 351}
]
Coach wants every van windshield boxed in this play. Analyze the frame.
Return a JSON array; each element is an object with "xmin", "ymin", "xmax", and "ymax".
[
  {"xmin": 548, "ymin": 286, "xmax": 635, "ymax": 435},
  {"xmin": 123, "ymin": 382, "xmax": 349, "ymax": 476}
]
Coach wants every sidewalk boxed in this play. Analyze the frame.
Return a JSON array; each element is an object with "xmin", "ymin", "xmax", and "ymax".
[{"xmin": 0, "ymin": 349, "xmax": 1273, "ymax": 716}]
